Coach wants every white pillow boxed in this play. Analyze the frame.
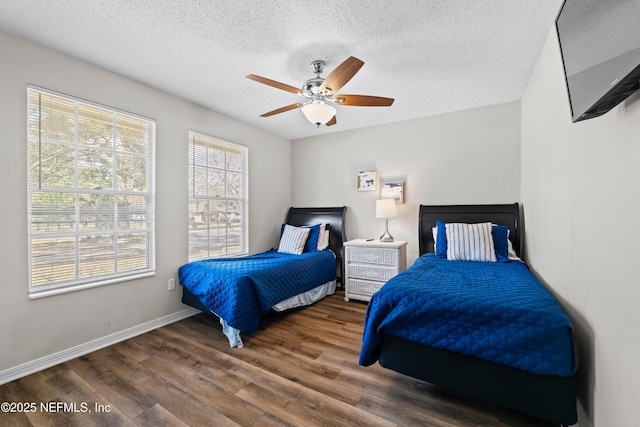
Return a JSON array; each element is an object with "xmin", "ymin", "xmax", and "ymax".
[
  {"xmin": 507, "ymin": 239, "xmax": 521, "ymax": 261},
  {"xmin": 317, "ymin": 224, "xmax": 330, "ymax": 250},
  {"xmin": 278, "ymin": 224, "xmax": 310, "ymax": 255},
  {"xmin": 446, "ymin": 222, "xmax": 496, "ymax": 262}
]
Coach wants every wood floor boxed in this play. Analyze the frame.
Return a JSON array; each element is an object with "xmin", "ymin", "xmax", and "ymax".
[{"xmin": 1, "ymin": 292, "xmax": 555, "ymax": 427}]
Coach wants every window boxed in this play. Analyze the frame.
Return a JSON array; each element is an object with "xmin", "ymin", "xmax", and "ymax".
[
  {"xmin": 188, "ymin": 131, "xmax": 247, "ymax": 261},
  {"xmin": 27, "ymin": 86, "xmax": 155, "ymax": 298}
]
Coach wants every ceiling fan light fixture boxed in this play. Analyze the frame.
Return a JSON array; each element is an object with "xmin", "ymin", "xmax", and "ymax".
[
  {"xmin": 247, "ymin": 56, "xmax": 394, "ymax": 125},
  {"xmin": 301, "ymin": 102, "xmax": 336, "ymax": 126}
]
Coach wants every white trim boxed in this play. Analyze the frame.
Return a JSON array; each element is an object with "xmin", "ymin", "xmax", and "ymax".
[
  {"xmin": 29, "ymin": 271, "xmax": 156, "ymax": 299},
  {"xmin": 0, "ymin": 307, "xmax": 200, "ymax": 385},
  {"xmin": 575, "ymin": 400, "xmax": 586, "ymax": 427},
  {"xmin": 27, "ymin": 83, "xmax": 156, "ymax": 122}
]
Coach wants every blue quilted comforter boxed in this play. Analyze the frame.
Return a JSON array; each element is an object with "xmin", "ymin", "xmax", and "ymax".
[
  {"xmin": 179, "ymin": 249, "xmax": 336, "ymax": 334},
  {"xmin": 359, "ymin": 254, "xmax": 577, "ymax": 377}
]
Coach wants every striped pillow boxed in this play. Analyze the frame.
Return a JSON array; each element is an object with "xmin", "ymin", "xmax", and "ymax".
[
  {"xmin": 445, "ymin": 222, "xmax": 497, "ymax": 262},
  {"xmin": 278, "ymin": 224, "xmax": 311, "ymax": 255}
]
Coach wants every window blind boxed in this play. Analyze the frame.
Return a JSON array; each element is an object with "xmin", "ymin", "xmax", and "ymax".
[
  {"xmin": 188, "ymin": 131, "xmax": 247, "ymax": 261},
  {"xmin": 27, "ymin": 85, "xmax": 156, "ymax": 298}
]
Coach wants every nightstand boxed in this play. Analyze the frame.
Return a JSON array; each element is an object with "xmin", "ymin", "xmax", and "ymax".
[{"xmin": 343, "ymin": 239, "xmax": 407, "ymax": 302}]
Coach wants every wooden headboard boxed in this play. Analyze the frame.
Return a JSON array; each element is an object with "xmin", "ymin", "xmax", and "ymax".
[
  {"xmin": 418, "ymin": 203, "xmax": 522, "ymax": 258},
  {"xmin": 285, "ymin": 206, "xmax": 347, "ymax": 285}
]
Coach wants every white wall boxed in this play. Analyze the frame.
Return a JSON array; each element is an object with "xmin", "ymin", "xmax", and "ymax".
[
  {"xmin": 0, "ymin": 31, "xmax": 291, "ymax": 373},
  {"xmin": 521, "ymin": 28, "xmax": 640, "ymax": 427},
  {"xmin": 291, "ymin": 102, "xmax": 522, "ymax": 264}
]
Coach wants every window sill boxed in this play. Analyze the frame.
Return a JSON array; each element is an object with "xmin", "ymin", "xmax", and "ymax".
[{"xmin": 29, "ymin": 271, "xmax": 156, "ymax": 299}]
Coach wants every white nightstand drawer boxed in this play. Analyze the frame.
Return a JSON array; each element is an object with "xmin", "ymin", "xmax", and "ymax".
[
  {"xmin": 348, "ymin": 279, "xmax": 384, "ymax": 298},
  {"xmin": 348, "ymin": 264, "xmax": 396, "ymax": 282},
  {"xmin": 346, "ymin": 247, "xmax": 397, "ymax": 266}
]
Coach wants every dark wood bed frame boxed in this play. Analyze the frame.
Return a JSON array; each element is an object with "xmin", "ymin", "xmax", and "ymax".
[
  {"xmin": 284, "ymin": 206, "xmax": 347, "ymax": 286},
  {"xmin": 181, "ymin": 206, "xmax": 348, "ymax": 313},
  {"xmin": 378, "ymin": 203, "xmax": 577, "ymax": 426}
]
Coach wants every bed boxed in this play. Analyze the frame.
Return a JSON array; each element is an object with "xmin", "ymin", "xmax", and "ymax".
[
  {"xmin": 179, "ymin": 206, "xmax": 347, "ymax": 347},
  {"xmin": 359, "ymin": 204, "xmax": 578, "ymax": 426}
]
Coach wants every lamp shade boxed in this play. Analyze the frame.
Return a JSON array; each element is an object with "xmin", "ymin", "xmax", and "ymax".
[
  {"xmin": 301, "ymin": 102, "xmax": 336, "ymax": 125},
  {"xmin": 376, "ymin": 198, "xmax": 397, "ymax": 218}
]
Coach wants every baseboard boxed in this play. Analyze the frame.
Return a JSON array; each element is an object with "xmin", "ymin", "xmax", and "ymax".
[
  {"xmin": 575, "ymin": 399, "xmax": 589, "ymax": 427},
  {"xmin": 0, "ymin": 307, "xmax": 201, "ymax": 385}
]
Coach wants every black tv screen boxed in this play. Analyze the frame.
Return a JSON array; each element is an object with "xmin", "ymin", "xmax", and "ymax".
[{"xmin": 556, "ymin": 0, "xmax": 640, "ymax": 122}]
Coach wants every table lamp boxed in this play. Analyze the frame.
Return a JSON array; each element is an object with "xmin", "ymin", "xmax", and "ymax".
[{"xmin": 376, "ymin": 199, "xmax": 397, "ymax": 242}]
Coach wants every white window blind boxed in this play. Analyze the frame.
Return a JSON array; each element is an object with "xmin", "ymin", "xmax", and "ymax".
[
  {"xmin": 188, "ymin": 131, "xmax": 247, "ymax": 261},
  {"xmin": 27, "ymin": 85, "xmax": 156, "ymax": 298}
]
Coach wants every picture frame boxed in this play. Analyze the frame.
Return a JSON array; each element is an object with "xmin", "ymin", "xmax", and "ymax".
[
  {"xmin": 357, "ymin": 170, "xmax": 377, "ymax": 192},
  {"xmin": 381, "ymin": 181, "xmax": 404, "ymax": 204}
]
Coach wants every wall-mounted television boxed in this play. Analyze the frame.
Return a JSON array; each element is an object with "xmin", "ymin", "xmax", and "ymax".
[{"xmin": 556, "ymin": 0, "xmax": 640, "ymax": 122}]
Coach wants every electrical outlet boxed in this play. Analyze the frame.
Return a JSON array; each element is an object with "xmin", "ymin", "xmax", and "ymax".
[{"xmin": 168, "ymin": 278, "xmax": 176, "ymax": 291}]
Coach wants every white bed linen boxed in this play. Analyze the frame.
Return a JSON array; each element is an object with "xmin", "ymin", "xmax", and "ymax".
[{"xmin": 217, "ymin": 279, "xmax": 337, "ymax": 348}]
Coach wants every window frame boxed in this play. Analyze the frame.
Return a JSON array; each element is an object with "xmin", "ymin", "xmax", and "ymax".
[
  {"xmin": 188, "ymin": 131, "xmax": 248, "ymax": 261},
  {"xmin": 26, "ymin": 85, "xmax": 156, "ymax": 298}
]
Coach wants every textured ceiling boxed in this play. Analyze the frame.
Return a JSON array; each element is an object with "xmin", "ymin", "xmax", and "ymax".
[{"xmin": 0, "ymin": 0, "xmax": 563, "ymax": 140}]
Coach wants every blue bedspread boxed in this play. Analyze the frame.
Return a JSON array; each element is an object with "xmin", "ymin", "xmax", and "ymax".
[
  {"xmin": 359, "ymin": 254, "xmax": 577, "ymax": 377},
  {"xmin": 179, "ymin": 249, "xmax": 336, "ymax": 334}
]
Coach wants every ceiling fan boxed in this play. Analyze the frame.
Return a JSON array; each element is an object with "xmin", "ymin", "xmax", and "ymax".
[{"xmin": 246, "ymin": 56, "xmax": 394, "ymax": 127}]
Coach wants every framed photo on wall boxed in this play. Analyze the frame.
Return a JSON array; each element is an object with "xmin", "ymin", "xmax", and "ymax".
[
  {"xmin": 381, "ymin": 181, "xmax": 404, "ymax": 203},
  {"xmin": 357, "ymin": 170, "xmax": 377, "ymax": 192}
]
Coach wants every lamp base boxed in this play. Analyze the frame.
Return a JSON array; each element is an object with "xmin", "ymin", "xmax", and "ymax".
[{"xmin": 380, "ymin": 218, "xmax": 394, "ymax": 242}]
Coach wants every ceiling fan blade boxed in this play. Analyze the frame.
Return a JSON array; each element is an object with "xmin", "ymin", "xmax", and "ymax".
[
  {"xmin": 326, "ymin": 115, "xmax": 337, "ymax": 126},
  {"xmin": 260, "ymin": 103, "xmax": 301, "ymax": 117},
  {"xmin": 246, "ymin": 74, "xmax": 300, "ymax": 94},
  {"xmin": 320, "ymin": 56, "xmax": 364, "ymax": 94},
  {"xmin": 334, "ymin": 94, "xmax": 395, "ymax": 107}
]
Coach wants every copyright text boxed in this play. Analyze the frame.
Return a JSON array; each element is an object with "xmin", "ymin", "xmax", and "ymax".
[{"xmin": 1, "ymin": 401, "xmax": 111, "ymax": 413}]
